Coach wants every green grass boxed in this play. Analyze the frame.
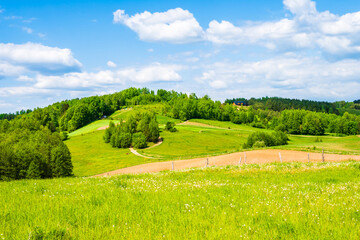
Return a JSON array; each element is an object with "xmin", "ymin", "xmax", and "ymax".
[
  {"xmin": 156, "ymin": 115, "xmax": 182, "ymax": 125},
  {"xmin": 66, "ymin": 118, "xmax": 360, "ymax": 176},
  {"xmin": 65, "ymin": 130, "xmax": 156, "ymax": 177},
  {"xmin": 142, "ymin": 124, "xmax": 248, "ymax": 159},
  {"xmin": 68, "ymin": 120, "xmax": 120, "ymax": 137},
  {"xmin": 186, "ymin": 119, "xmax": 360, "ymax": 155},
  {"xmin": 2, "ymin": 162, "xmax": 360, "ymax": 239},
  {"xmin": 110, "ymin": 104, "xmax": 165, "ymax": 121}
]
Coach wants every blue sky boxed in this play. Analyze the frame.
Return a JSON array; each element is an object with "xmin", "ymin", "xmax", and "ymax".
[{"xmin": 1, "ymin": 0, "xmax": 360, "ymax": 113}]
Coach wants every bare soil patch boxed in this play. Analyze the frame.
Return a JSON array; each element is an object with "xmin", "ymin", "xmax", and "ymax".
[
  {"xmin": 178, "ymin": 121, "xmax": 227, "ymax": 129},
  {"xmin": 94, "ymin": 149, "xmax": 360, "ymax": 177}
]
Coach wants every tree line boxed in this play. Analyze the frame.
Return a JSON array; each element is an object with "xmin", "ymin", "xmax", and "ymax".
[
  {"xmin": 163, "ymin": 94, "xmax": 360, "ymax": 135},
  {"xmin": 225, "ymin": 97, "xmax": 339, "ymax": 114},
  {"xmin": 0, "ymin": 109, "xmax": 32, "ymax": 120}
]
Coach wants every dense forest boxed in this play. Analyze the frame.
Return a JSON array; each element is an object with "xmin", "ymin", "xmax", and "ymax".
[
  {"xmin": 0, "ymin": 129, "xmax": 73, "ymax": 181},
  {"xmin": 1, "ymin": 87, "xmax": 359, "ymax": 180},
  {"xmin": 225, "ymin": 97, "xmax": 339, "ymax": 114}
]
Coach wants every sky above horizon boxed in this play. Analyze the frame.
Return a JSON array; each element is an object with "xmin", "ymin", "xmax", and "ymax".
[{"xmin": 1, "ymin": 0, "xmax": 360, "ymax": 113}]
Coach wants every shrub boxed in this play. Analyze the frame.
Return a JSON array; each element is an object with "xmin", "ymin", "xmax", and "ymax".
[
  {"xmin": 132, "ymin": 132, "xmax": 147, "ymax": 149},
  {"xmin": 165, "ymin": 122, "xmax": 177, "ymax": 132},
  {"xmin": 275, "ymin": 124, "xmax": 286, "ymax": 132},
  {"xmin": 253, "ymin": 141, "xmax": 266, "ymax": 148},
  {"xmin": 243, "ymin": 131, "xmax": 288, "ymax": 149}
]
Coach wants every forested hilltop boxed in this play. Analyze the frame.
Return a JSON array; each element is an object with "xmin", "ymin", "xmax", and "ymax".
[
  {"xmin": 0, "ymin": 87, "xmax": 359, "ymax": 180},
  {"xmin": 225, "ymin": 97, "xmax": 360, "ymax": 114}
]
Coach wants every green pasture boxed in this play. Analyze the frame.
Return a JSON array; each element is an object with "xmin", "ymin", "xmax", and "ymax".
[
  {"xmin": 188, "ymin": 119, "xmax": 360, "ymax": 155},
  {"xmin": 109, "ymin": 104, "xmax": 164, "ymax": 121},
  {"xmin": 68, "ymin": 120, "xmax": 120, "ymax": 137},
  {"xmin": 2, "ymin": 162, "xmax": 360, "ymax": 239},
  {"xmin": 142, "ymin": 124, "xmax": 248, "ymax": 159},
  {"xmin": 65, "ymin": 130, "xmax": 153, "ymax": 177},
  {"xmin": 66, "ymin": 117, "xmax": 360, "ymax": 176}
]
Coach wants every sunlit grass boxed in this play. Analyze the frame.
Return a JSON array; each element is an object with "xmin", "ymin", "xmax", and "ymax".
[
  {"xmin": 65, "ymin": 130, "xmax": 153, "ymax": 176},
  {"xmin": 68, "ymin": 120, "xmax": 120, "ymax": 137},
  {"xmin": 1, "ymin": 162, "xmax": 360, "ymax": 239}
]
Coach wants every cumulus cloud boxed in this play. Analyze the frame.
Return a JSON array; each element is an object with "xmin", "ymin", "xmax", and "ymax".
[
  {"xmin": 0, "ymin": 43, "xmax": 82, "ymax": 74},
  {"xmin": 34, "ymin": 63, "xmax": 182, "ymax": 89},
  {"xmin": 199, "ymin": 55, "xmax": 360, "ymax": 99},
  {"xmin": 114, "ymin": 1, "xmax": 360, "ymax": 57},
  {"xmin": 113, "ymin": 8, "xmax": 204, "ymax": 43},
  {"xmin": 206, "ymin": 19, "xmax": 296, "ymax": 45},
  {"xmin": 283, "ymin": 0, "xmax": 317, "ymax": 17}
]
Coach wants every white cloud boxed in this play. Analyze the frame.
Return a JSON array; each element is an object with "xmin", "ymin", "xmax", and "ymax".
[
  {"xmin": 0, "ymin": 87, "xmax": 51, "ymax": 97},
  {"xmin": 0, "ymin": 62, "xmax": 27, "ymax": 76},
  {"xmin": 107, "ymin": 61, "xmax": 117, "ymax": 68},
  {"xmin": 114, "ymin": 1, "xmax": 360, "ymax": 57},
  {"xmin": 34, "ymin": 63, "xmax": 182, "ymax": 89},
  {"xmin": 113, "ymin": 8, "xmax": 204, "ymax": 43},
  {"xmin": 35, "ymin": 70, "xmax": 118, "ymax": 89},
  {"xmin": 16, "ymin": 75, "xmax": 34, "ymax": 82},
  {"xmin": 120, "ymin": 64, "xmax": 182, "ymax": 83},
  {"xmin": 283, "ymin": 0, "xmax": 317, "ymax": 17},
  {"xmin": 206, "ymin": 19, "xmax": 295, "ymax": 45},
  {"xmin": 209, "ymin": 80, "xmax": 227, "ymax": 89},
  {"xmin": 0, "ymin": 43, "xmax": 82, "ymax": 73},
  {"xmin": 198, "ymin": 55, "xmax": 360, "ymax": 100}
]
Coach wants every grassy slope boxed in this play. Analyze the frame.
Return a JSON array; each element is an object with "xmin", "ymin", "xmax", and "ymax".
[
  {"xmin": 2, "ymin": 162, "xmax": 360, "ymax": 239},
  {"xmin": 142, "ymin": 124, "xmax": 248, "ymax": 159},
  {"xmin": 66, "ymin": 117, "xmax": 360, "ymax": 176},
  {"xmin": 65, "ymin": 130, "xmax": 153, "ymax": 177},
  {"xmin": 188, "ymin": 119, "xmax": 360, "ymax": 155},
  {"xmin": 68, "ymin": 120, "xmax": 121, "ymax": 137}
]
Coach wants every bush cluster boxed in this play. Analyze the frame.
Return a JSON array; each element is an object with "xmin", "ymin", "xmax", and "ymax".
[
  {"xmin": 243, "ymin": 131, "xmax": 288, "ymax": 149},
  {"xmin": 164, "ymin": 122, "xmax": 177, "ymax": 132},
  {"xmin": 104, "ymin": 111, "xmax": 159, "ymax": 149}
]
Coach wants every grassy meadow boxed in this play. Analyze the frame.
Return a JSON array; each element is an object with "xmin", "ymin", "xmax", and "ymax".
[
  {"xmin": 65, "ymin": 114, "xmax": 360, "ymax": 177},
  {"xmin": 65, "ymin": 130, "xmax": 151, "ymax": 177},
  {"xmin": 1, "ymin": 162, "xmax": 360, "ymax": 239},
  {"xmin": 68, "ymin": 120, "xmax": 121, "ymax": 137},
  {"xmin": 189, "ymin": 119, "xmax": 360, "ymax": 155}
]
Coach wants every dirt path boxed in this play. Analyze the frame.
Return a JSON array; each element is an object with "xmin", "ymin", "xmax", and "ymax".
[
  {"xmin": 129, "ymin": 148, "xmax": 154, "ymax": 159},
  {"xmin": 94, "ymin": 149, "xmax": 360, "ymax": 177},
  {"xmin": 178, "ymin": 121, "xmax": 229, "ymax": 130},
  {"xmin": 146, "ymin": 137, "xmax": 163, "ymax": 149},
  {"xmin": 128, "ymin": 137, "xmax": 163, "ymax": 158},
  {"xmin": 97, "ymin": 122, "xmax": 122, "ymax": 131}
]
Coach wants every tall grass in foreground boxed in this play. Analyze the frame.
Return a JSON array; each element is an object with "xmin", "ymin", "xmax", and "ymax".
[{"xmin": 1, "ymin": 162, "xmax": 360, "ymax": 239}]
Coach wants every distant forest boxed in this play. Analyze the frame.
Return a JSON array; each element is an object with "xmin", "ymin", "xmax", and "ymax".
[{"xmin": 1, "ymin": 88, "xmax": 359, "ymax": 180}]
